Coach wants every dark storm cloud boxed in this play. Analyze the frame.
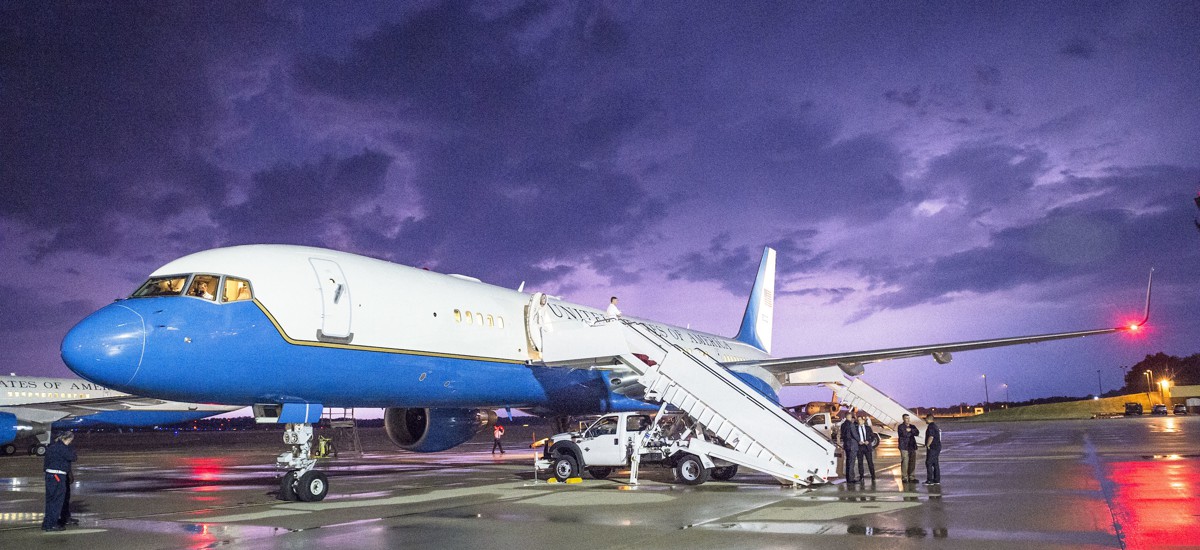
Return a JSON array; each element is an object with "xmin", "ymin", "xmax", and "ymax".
[
  {"xmin": 668, "ymin": 231, "xmax": 821, "ymax": 294},
  {"xmin": 854, "ymin": 165, "xmax": 1200, "ymax": 315},
  {"xmin": 923, "ymin": 144, "xmax": 1047, "ymax": 210},
  {"xmin": 292, "ymin": 3, "xmax": 664, "ymax": 286},
  {"xmin": 1059, "ymin": 37, "xmax": 1098, "ymax": 59},
  {"xmin": 0, "ymin": 285, "xmax": 95, "ymax": 333},
  {"xmin": 0, "ymin": 2, "xmax": 286, "ymax": 258},
  {"xmin": 683, "ymin": 107, "xmax": 912, "ymax": 221},
  {"xmin": 215, "ymin": 150, "xmax": 393, "ymax": 245}
]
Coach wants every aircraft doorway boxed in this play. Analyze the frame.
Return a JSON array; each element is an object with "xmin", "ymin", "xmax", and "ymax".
[{"xmin": 310, "ymin": 258, "xmax": 353, "ymax": 343}]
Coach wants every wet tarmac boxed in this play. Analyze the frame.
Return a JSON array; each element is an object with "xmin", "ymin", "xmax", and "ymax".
[{"xmin": 2, "ymin": 416, "xmax": 1198, "ymax": 549}]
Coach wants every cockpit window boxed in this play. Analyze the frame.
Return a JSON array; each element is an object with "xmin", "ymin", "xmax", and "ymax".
[
  {"xmin": 222, "ymin": 277, "xmax": 253, "ymax": 302},
  {"xmin": 132, "ymin": 276, "xmax": 188, "ymax": 297},
  {"xmin": 186, "ymin": 275, "xmax": 220, "ymax": 301}
]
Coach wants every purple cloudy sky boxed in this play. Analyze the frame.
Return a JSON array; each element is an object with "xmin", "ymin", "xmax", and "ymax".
[{"xmin": 2, "ymin": 1, "xmax": 1197, "ymax": 408}]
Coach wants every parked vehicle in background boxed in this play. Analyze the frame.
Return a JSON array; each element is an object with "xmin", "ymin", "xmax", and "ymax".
[
  {"xmin": 1173, "ymin": 404, "xmax": 1188, "ymax": 415},
  {"xmin": 1124, "ymin": 403, "xmax": 1143, "ymax": 416},
  {"xmin": 1151, "ymin": 404, "xmax": 1168, "ymax": 415}
]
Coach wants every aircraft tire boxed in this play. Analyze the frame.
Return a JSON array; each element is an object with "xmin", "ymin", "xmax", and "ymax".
[
  {"xmin": 673, "ymin": 454, "xmax": 709, "ymax": 486},
  {"xmin": 279, "ymin": 471, "xmax": 298, "ymax": 501},
  {"xmin": 587, "ymin": 467, "xmax": 612, "ymax": 480},
  {"xmin": 1, "ymin": 443, "xmax": 16, "ymax": 456},
  {"xmin": 297, "ymin": 471, "xmax": 329, "ymax": 502},
  {"xmin": 711, "ymin": 465, "xmax": 738, "ymax": 481},
  {"xmin": 30, "ymin": 444, "xmax": 46, "ymax": 457},
  {"xmin": 552, "ymin": 454, "xmax": 578, "ymax": 482}
]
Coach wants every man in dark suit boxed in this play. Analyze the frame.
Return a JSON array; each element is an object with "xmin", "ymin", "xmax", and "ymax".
[
  {"xmin": 854, "ymin": 416, "xmax": 878, "ymax": 481},
  {"xmin": 41, "ymin": 432, "xmax": 78, "ymax": 532},
  {"xmin": 838, "ymin": 413, "xmax": 860, "ymax": 483}
]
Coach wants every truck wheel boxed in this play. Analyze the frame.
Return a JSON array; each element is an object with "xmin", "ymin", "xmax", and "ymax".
[
  {"xmin": 673, "ymin": 454, "xmax": 709, "ymax": 485},
  {"xmin": 711, "ymin": 465, "xmax": 738, "ymax": 481},
  {"xmin": 587, "ymin": 467, "xmax": 612, "ymax": 480},
  {"xmin": 552, "ymin": 455, "xmax": 579, "ymax": 481},
  {"xmin": 1, "ymin": 443, "xmax": 16, "ymax": 456}
]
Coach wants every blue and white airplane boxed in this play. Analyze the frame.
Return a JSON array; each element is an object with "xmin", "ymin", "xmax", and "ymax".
[
  {"xmin": 60, "ymin": 245, "xmax": 1149, "ymax": 499},
  {"xmin": 1, "ymin": 375, "xmax": 239, "ymax": 456}
]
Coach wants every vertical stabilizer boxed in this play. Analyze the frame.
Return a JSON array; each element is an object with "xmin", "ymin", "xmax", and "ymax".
[{"xmin": 734, "ymin": 247, "xmax": 775, "ymax": 354}]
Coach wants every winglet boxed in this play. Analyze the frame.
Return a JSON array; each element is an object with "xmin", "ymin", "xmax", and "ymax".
[
  {"xmin": 734, "ymin": 247, "xmax": 776, "ymax": 354},
  {"xmin": 1137, "ymin": 268, "xmax": 1153, "ymax": 327}
]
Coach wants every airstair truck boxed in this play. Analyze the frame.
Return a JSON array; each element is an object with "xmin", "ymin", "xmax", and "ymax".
[{"xmin": 536, "ymin": 411, "xmax": 741, "ymax": 485}]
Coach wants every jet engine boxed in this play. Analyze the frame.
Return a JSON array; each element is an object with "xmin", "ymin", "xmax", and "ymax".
[
  {"xmin": 383, "ymin": 407, "xmax": 497, "ymax": 452},
  {"xmin": 0, "ymin": 412, "xmax": 18, "ymax": 445}
]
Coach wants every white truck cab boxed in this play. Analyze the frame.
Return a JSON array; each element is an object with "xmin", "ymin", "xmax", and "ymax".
[{"xmin": 537, "ymin": 411, "xmax": 738, "ymax": 485}]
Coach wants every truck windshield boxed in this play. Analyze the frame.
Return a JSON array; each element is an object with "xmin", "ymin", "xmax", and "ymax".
[{"xmin": 584, "ymin": 417, "xmax": 619, "ymax": 437}]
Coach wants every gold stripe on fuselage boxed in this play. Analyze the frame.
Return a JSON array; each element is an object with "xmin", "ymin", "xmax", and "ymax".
[{"xmin": 252, "ymin": 300, "xmax": 526, "ymax": 365}]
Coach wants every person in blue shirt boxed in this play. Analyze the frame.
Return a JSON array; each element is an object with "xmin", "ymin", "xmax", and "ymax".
[
  {"xmin": 923, "ymin": 413, "xmax": 941, "ymax": 485},
  {"xmin": 896, "ymin": 414, "xmax": 920, "ymax": 483},
  {"xmin": 42, "ymin": 432, "xmax": 78, "ymax": 531}
]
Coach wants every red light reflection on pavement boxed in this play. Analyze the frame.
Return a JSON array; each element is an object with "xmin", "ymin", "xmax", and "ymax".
[{"xmin": 1107, "ymin": 458, "xmax": 1200, "ymax": 549}]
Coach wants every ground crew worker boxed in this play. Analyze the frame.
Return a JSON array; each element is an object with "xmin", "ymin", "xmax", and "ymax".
[
  {"xmin": 42, "ymin": 432, "xmax": 78, "ymax": 532},
  {"xmin": 896, "ymin": 413, "xmax": 920, "ymax": 483},
  {"xmin": 492, "ymin": 423, "xmax": 506, "ymax": 454},
  {"xmin": 605, "ymin": 296, "xmax": 622, "ymax": 319}
]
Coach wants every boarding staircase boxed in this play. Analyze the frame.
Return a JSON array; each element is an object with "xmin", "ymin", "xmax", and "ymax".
[{"xmin": 539, "ymin": 318, "xmax": 837, "ymax": 485}]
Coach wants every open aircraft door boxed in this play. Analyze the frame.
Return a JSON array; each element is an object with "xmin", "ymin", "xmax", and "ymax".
[
  {"xmin": 310, "ymin": 258, "xmax": 353, "ymax": 343},
  {"xmin": 524, "ymin": 292, "xmax": 548, "ymax": 361}
]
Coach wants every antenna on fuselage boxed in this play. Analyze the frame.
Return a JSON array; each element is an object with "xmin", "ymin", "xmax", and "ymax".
[{"xmin": 517, "ymin": 281, "xmax": 525, "ymax": 293}]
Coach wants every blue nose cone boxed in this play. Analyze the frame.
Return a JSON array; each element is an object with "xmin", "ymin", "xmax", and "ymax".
[{"xmin": 61, "ymin": 303, "xmax": 146, "ymax": 388}]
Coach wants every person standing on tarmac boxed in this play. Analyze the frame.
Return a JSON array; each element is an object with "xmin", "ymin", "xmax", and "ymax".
[
  {"xmin": 491, "ymin": 423, "xmax": 506, "ymax": 454},
  {"xmin": 855, "ymin": 416, "xmax": 878, "ymax": 482},
  {"xmin": 896, "ymin": 414, "xmax": 920, "ymax": 483},
  {"xmin": 924, "ymin": 413, "xmax": 942, "ymax": 485},
  {"xmin": 42, "ymin": 432, "xmax": 78, "ymax": 532},
  {"xmin": 838, "ymin": 412, "xmax": 860, "ymax": 483}
]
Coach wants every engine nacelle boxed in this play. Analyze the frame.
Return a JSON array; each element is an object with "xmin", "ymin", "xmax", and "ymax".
[
  {"xmin": 384, "ymin": 407, "xmax": 496, "ymax": 452},
  {"xmin": 0, "ymin": 412, "xmax": 18, "ymax": 445}
]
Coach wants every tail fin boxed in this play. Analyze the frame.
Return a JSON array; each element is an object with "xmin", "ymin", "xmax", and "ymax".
[{"xmin": 734, "ymin": 247, "xmax": 775, "ymax": 354}]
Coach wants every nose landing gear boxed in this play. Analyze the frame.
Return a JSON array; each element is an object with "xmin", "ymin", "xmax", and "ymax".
[{"xmin": 276, "ymin": 423, "xmax": 329, "ymax": 502}]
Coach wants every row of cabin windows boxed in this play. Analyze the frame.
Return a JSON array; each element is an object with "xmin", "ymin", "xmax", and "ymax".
[
  {"xmin": 7, "ymin": 391, "xmax": 94, "ymax": 399},
  {"xmin": 131, "ymin": 274, "xmax": 253, "ymax": 303},
  {"xmin": 452, "ymin": 309, "xmax": 505, "ymax": 329}
]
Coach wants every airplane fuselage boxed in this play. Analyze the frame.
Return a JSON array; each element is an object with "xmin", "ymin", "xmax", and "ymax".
[{"xmin": 62, "ymin": 245, "xmax": 773, "ymax": 414}]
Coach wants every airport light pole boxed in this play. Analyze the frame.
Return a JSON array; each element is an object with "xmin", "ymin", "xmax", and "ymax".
[
  {"xmin": 1002, "ymin": 383, "xmax": 1010, "ymax": 407},
  {"xmin": 982, "ymin": 374, "xmax": 989, "ymax": 411},
  {"xmin": 1144, "ymin": 370, "xmax": 1153, "ymax": 402}
]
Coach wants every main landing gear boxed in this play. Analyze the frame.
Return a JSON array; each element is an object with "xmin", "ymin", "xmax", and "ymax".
[{"xmin": 276, "ymin": 423, "xmax": 329, "ymax": 502}]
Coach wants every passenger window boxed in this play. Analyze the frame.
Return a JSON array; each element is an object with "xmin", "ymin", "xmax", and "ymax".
[
  {"xmin": 132, "ymin": 275, "xmax": 188, "ymax": 298},
  {"xmin": 187, "ymin": 275, "xmax": 220, "ymax": 301},
  {"xmin": 475, "ymin": 312, "xmax": 483, "ymax": 325},
  {"xmin": 486, "ymin": 314, "xmax": 494, "ymax": 327},
  {"xmin": 454, "ymin": 309, "xmax": 462, "ymax": 323},
  {"xmin": 222, "ymin": 277, "xmax": 253, "ymax": 302},
  {"xmin": 465, "ymin": 311, "xmax": 474, "ymax": 325},
  {"xmin": 496, "ymin": 316, "xmax": 504, "ymax": 329}
]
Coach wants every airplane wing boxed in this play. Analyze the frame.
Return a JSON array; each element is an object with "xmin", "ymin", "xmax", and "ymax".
[
  {"xmin": 730, "ymin": 270, "xmax": 1153, "ymax": 380},
  {"xmin": 4, "ymin": 395, "xmax": 173, "ymax": 416}
]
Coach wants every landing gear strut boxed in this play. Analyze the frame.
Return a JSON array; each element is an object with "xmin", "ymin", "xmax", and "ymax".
[{"xmin": 276, "ymin": 423, "xmax": 329, "ymax": 502}]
